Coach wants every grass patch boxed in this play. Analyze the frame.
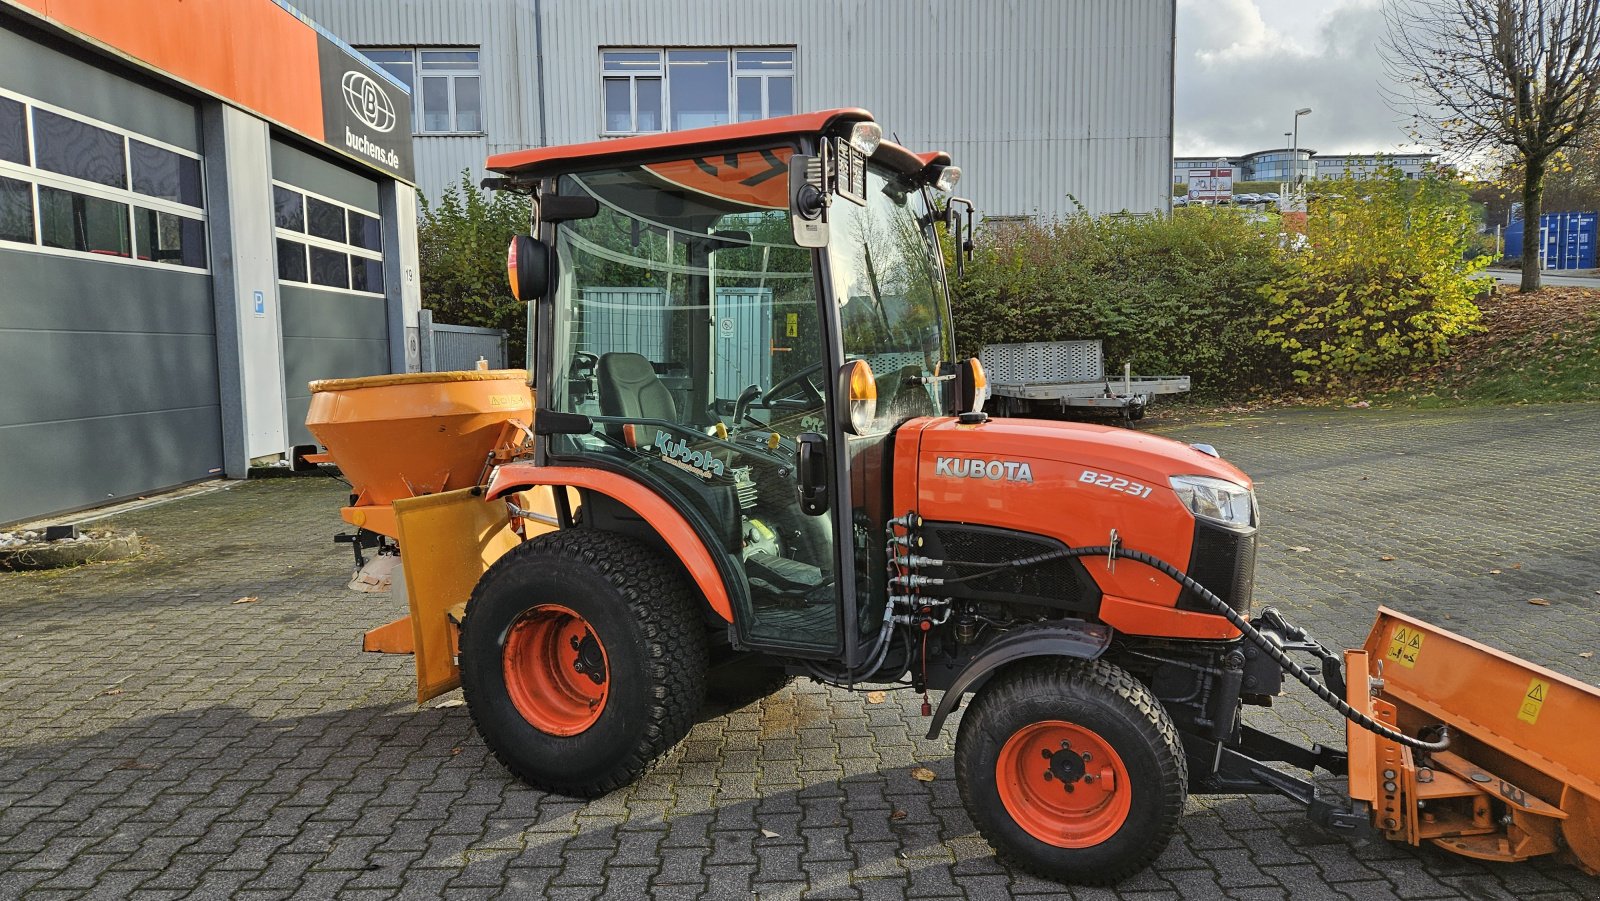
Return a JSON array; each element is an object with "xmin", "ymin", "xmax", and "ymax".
[{"xmin": 1380, "ymin": 286, "xmax": 1600, "ymax": 407}]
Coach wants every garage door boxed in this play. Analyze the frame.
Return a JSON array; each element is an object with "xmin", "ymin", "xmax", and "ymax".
[
  {"xmin": 269, "ymin": 139, "xmax": 390, "ymax": 447},
  {"xmin": 0, "ymin": 26, "xmax": 221, "ymax": 525}
]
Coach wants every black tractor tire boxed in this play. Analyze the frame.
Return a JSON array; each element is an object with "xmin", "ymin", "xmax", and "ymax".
[
  {"xmin": 459, "ymin": 529, "xmax": 708, "ymax": 798},
  {"xmin": 954, "ymin": 657, "xmax": 1187, "ymax": 886},
  {"xmin": 704, "ymin": 653, "xmax": 794, "ymax": 711}
]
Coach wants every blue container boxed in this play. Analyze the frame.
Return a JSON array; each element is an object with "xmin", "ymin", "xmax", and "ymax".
[{"xmin": 1504, "ymin": 211, "xmax": 1597, "ymax": 269}]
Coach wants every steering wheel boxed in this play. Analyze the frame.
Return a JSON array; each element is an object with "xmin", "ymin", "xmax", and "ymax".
[{"xmin": 763, "ymin": 361, "xmax": 826, "ymax": 410}]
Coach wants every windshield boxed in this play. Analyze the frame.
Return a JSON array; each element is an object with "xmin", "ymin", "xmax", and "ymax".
[{"xmin": 826, "ymin": 164, "xmax": 953, "ymax": 431}]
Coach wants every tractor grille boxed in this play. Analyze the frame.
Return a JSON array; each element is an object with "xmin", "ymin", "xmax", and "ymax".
[
  {"xmin": 920, "ymin": 523, "xmax": 1101, "ymax": 614},
  {"xmin": 1177, "ymin": 520, "xmax": 1257, "ymax": 616}
]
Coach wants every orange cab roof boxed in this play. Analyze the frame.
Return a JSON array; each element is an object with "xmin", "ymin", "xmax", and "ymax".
[{"xmin": 487, "ymin": 108, "xmax": 877, "ymax": 177}]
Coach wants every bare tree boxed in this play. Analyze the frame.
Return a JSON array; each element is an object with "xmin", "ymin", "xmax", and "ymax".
[{"xmin": 1384, "ymin": 0, "xmax": 1600, "ymax": 292}]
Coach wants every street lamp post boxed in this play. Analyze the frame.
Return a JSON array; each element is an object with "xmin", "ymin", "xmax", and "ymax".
[{"xmin": 1291, "ymin": 107, "xmax": 1312, "ymax": 185}]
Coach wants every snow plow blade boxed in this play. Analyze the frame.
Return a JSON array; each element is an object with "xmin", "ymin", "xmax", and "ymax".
[{"xmin": 1344, "ymin": 606, "xmax": 1600, "ymax": 874}]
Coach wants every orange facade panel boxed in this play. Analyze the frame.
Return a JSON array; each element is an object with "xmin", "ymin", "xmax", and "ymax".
[{"xmin": 14, "ymin": 0, "xmax": 323, "ymax": 138}]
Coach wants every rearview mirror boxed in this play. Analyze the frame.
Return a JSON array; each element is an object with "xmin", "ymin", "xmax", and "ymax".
[{"xmin": 506, "ymin": 234, "xmax": 551, "ymax": 302}]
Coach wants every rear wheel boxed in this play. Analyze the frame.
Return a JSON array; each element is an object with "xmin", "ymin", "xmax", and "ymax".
[
  {"xmin": 459, "ymin": 530, "xmax": 708, "ymax": 797},
  {"xmin": 954, "ymin": 658, "xmax": 1186, "ymax": 885}
]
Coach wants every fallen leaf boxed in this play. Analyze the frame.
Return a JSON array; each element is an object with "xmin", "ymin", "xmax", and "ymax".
[
  {"xmin": 890, "ymin": 810, "xmax": 908, "ymax": 821},
  {"xmin": 232, "ymin": 596, "xmax": 259, "ymax": 604},
  {"xmin": 1511, "ymin": 563, "xmax": 1522, "ymax": 570},
  {"xmin": 1290, "ymin": 546, "xmax": 1312, "ymax": 553},
  {"xmin": 911, "ymin": 767, "xmax": 936, "ymax": 783},
  {"xmin": 1489, "ymin": 569, "xmax": 1502, "ymax": 575},
  {"xmin": 451, "ymin": 747, "xmax": 462, "ymax": 756},
  {"xmin": 1379, "ymin": 555, "xmax": 1395, "ymax": 562},
  {"xmin": 433, "ymin": 698, "xmax": 465, "ymax": 709},
  {"xmin": 866, "ymin": 691, "xmax": 887, "ymax": 704},
  {"xmin": 1528, "ymin": 598, "xmax": 1551, "ymax": 606},
  {"xmin": 1580, "ymin": 652, "xmax": 1594, "ymax": 659},
  {"xmin": 760, "ymin": 829, "xmax": 780, "ymax": 839},
  {"xmin": 98, "ymin": 688, "xmax": 123, "ymax": 697}
]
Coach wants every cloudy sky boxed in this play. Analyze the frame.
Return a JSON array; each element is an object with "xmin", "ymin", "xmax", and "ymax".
[{"xmin": 1174, "ymin": 0, "xmax": 1429, "ymax": 157}]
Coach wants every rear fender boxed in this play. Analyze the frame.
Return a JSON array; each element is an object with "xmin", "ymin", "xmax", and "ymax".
[
  {"xmin": 484, "ymin": 463, "xmax": 733, "ymax": 622},
  {"xmin": 925, "ymin": 619, "xmax": 1113, "ymax": 738}
]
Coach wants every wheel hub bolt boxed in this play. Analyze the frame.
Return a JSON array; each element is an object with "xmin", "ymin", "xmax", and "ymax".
[
  {"xmin": 1042, "ymin": 771, "xmax": 1053, "ymax": 781},
  {"xmin": 1081, "ymin": 752, "xmax": 1092, "ymax": 762}
]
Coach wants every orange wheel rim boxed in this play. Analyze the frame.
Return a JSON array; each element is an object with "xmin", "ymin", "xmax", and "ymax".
[
  {"xmin": 502, "ymin": 604, "xmax": 609, "ymax": 736},
  {"xmin": 995, "ymin": 720, "xmax": 1132, "ymax": 848}
]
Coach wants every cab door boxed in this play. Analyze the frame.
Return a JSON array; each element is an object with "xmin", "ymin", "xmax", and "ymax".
[{"xmin": 539, "ymin": 157, "xmax": 846, "ymax": 656}]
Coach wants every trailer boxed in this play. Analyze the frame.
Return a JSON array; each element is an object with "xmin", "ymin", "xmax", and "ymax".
[{"xmin": 981, "ymin": 340, "xmax": 1190, "ymax": 422}]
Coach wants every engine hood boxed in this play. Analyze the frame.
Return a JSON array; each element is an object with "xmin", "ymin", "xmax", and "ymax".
[{"xmin": 903, "ymin": 416, "xmax": 1251, "ymax": 489}]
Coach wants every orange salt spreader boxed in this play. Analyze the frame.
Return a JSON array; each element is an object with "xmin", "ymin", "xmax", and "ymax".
[{"xmin": 303, "ymin": 368, "xmax": 561, "ymax": 700}]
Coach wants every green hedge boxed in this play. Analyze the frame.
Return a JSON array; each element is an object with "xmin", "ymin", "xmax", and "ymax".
[
  {"xmin": 950, "ymin": 208, "xmax": 1294, "ymax": 395},
  {"xmin": 951, "ymin": 172, "xmax": 1490, "ymax": 397}
]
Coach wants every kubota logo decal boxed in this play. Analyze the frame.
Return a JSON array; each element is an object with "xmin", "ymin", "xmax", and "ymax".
[
  {"xmin": 657, "ymin": 431, "xmax": 725, "ymax": 478},
  {"xmin": 934, "ymin": 457, "xmax": 1034, "ymax": 484},
  {"xmin": 342, "ymin": 70, "xmax": 396, "ymax": 133}
]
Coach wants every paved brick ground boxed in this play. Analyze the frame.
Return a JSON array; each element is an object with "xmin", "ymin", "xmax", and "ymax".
[{"xmin": 3, "ymin": 403, "xmax": 1599, "ymax": 900}]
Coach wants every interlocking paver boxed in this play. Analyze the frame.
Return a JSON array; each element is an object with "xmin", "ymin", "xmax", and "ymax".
[{"xmin": 4, "ymin": 403, "xmax": 1600, "ymax": 898}]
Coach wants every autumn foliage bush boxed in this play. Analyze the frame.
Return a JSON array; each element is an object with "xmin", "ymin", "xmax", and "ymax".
[{"xmin": 1258, "ymin": 171, "xmax": 1491, "ymax": 388}]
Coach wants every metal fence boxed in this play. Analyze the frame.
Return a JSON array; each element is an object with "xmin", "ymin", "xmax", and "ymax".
[{"xmin": 416, "ymin": 309, "xmax": 510, "ymax": 371}]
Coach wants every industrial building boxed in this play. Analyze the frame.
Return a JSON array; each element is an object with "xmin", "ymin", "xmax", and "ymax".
[
  {"xmin": 291, "ymin": 0, "xmax": 1177, "ymax": 219},
  {"xmin": 1172, "ymin": 149, "xmax": 1440, "ymax": 186},
  {"xmin": 0, "ymin": 0, "xmax": 422, "ymax": 525}
]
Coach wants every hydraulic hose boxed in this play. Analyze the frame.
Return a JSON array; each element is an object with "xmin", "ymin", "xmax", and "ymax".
[{"xmin": 948, "ymin": 544, "xmax": 1450, "ymax": 753}]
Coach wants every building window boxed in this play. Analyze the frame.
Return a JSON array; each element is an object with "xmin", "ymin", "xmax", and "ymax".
[
  {"xmin": 0, "ymin": 175, "xmax": 33, "ymax": 243},
  {"xmin": 134, "ymin": 207, "xmax": 206, "ymax": 268},
  {"xmin": 602, "ymin": 50, "xmax": 663, "ymax": 133},
  {"xmin": 271, "ymin": 181, "xmax": 384, "ymax": 295},
  {"xmin": 601, "ymin": 47, "xmax": 794, "ymax": 135},
  {"xmin": 0, "ymin": 96, "xmax": 26, "ymax": 165},
  {"xmin": 130, "ymin": 140, "xmax": 203, "ymax": 207},
  {"xmin": 38, "ymin": 185, "xmax": 130, "ymax": 257},
  {"xmin": 32, "ymin": 109, "xmax": 125, "ymax": 188},
  {"xmin": 277, "ymin": 238, "xmax": 308, "ymax": 282},
  {"xmin": 0, "ymin": 89, "xmax": 208, "ymax": 270},
  {"xmin": 361, "ymin": 48, "xmax": 481, "ymax": 134}
]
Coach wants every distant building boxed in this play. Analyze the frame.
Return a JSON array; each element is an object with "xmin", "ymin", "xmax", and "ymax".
[
  {"xmin": 1174, "ymin": 149, "xmax": 1438, "ymax": 185},
  {"xmin": 1313, "ymin": 153, "xmax": 1439, "ymax": 180}
]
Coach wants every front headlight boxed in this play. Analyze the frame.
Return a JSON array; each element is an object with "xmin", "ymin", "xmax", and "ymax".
[{"xmin": 1169, "ymin": 475, "xmax": 1255, "ymax": 527}]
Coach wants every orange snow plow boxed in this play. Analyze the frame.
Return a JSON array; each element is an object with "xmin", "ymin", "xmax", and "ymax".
[{"xmin": 1346, "ymin": 608, "xmax": 1600, "ymax": 873}]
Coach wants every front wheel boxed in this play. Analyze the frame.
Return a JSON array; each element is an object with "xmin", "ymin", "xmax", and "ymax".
[
  {"xmin": 954, "ymin": 658, "xmax": 1186, "ymax": 886},
  {"xmin": 459, "ymin": 530, "xmax": 708, "ymax": 797}
]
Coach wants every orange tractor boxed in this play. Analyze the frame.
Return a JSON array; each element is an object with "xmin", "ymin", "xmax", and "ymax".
[{"xmin": 305, "ymin": 110, "xmax": 1600, "ymax": 885}]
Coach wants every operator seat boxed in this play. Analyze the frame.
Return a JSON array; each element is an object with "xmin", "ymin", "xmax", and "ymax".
[
  {"xmin": 594, "ymin": 351, "xmax": 740, "ymax": 554},
  {"xmin": 597, "ymin": 352, "xmax": 676, "ymax": 422}
]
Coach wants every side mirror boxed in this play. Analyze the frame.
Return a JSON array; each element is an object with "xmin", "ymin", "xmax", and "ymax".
[
  {"xmin": 538, "ymin": 194, "xmax": 599, "ymax": 223},
  {"xmin": 506, "ymin": 234, "xmax": 551, "ymax": 302},
  {"xmin": 788, "ymin": 154, "xmax": 828, "ymax": 248}
]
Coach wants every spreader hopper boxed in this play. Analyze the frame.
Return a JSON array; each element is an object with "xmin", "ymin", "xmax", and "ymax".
[{"xmin": 304, "ymin": 369, "xmax": 533, "ymax": 537}]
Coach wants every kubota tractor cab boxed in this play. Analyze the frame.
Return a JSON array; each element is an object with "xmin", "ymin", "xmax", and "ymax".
[{"xmin": 308, "ymin": 109, "xmax": 1600, "ymax": 886}]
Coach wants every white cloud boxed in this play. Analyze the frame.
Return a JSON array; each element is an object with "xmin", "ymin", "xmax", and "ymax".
[{"xmin": 1175, "ymin": 0, "xmax": 1429, "ymax": 156}]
